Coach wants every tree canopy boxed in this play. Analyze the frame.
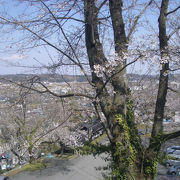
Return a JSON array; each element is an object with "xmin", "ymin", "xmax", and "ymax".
[{"xmin": 0, "ymin": 0, "xmax": 180, "ymax": 179}]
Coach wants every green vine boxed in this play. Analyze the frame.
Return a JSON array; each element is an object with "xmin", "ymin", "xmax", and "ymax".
[
  {"xmin": 109, "ymin": 114, "xmax": 136, "ymax": 179},
  {"xmin": 144, "ymin": 133, "xmax": 165, "ymax": 178},
  {"xmin": 144, "ymin": 156, "xmax": 158, "ymax": 177}
]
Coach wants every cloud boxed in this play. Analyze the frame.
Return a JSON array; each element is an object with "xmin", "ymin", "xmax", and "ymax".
[{"xmin": 2, "ymin": 54, "xmax": 26, "ymax": 61}]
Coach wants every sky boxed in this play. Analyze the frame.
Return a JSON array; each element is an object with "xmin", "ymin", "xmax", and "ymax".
[
  {"xmin": 0, "ymin": 0, "xmax": 87, "ymax": 75},
  {"xmin": 0, "ymin": 0, "xmax": 179, "ymax": 76},
  {"xmin": 0, "ymin": 1, "xmax": 35, "ymax": 74}
]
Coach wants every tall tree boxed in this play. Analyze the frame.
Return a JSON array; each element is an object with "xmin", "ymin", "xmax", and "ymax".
[{"xmin": 0, "ymin": 0, "xmax": 180, "ymax": 179}]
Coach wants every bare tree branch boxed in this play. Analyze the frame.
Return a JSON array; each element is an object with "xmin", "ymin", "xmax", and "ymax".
[
  {"xmin": 168, "ymin": 26, "xmax": 180, "ymax": 40},
  {"xmin": 56, "ymin": 17, "xmax": 84, "ymax": 23},
  {"xmin": 34, "ymin": 112, "xmax": 72, "ymax": 144},
  {"xmin": 168, "ymin": 87, "xmax": 180, "ymax": 94},
  {"xmin": 0, "ymin": 77, "xmax": 94, "ymax": 99},
  {"xmin": 92, "ymin": 100, "xmax": 113, "ymax": 143},
  {"xmin": 95, "ymin": 55, "xmax": 142, "ymax": 99},
  {"xmin": 97, "ymin": 0, "xmax": 108, "ymax": 13},
  {"xmin": 98, "ymin": 16, "xmax": 111, "ymax": 21},
  {"xmin": 9, "ymin": 16, "xmax": 84, "ymax": 24},
  {"xmin": 0, "ymin": 16, "xmax": 78, "ymax": 63},
  {"xmin": 0, "ymin": 15, "xmax": 93, "ymax": 86},
  {"xmin": 163, "ymin": 130, "xmax": 180, "ymax": 141},
  {"xmin": 38, "ymin": 0, "xmax": 93, "ymax": 86},
  {"xmin": 166, "ymin": 5, "xmax": 180, "ymax": 16},
  {"xmin": 169, "ymin": 67, "xmax": 180, "ymax": 71},
  {"xmin": 127, "ymin": 0, "xmax": 153, "ymax": 41}
]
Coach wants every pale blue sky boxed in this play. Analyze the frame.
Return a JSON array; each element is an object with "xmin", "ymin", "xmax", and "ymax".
[
  {"xmin": 0, "ymin": 0, "xmax": 179, "ymax": 75},
  {"xmin": 0, "ymin": 0, "xmax": 85, "ymax": 75}
]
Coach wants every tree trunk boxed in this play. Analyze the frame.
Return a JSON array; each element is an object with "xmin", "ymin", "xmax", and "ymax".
[
  {"xmin": 84, "ymin": 0, "xmax": 112, "ymax": 117},
  {"xmin": 151, "ymin": 0, "xmax": 169, "ymax": 138},
  {"xmin": 84, "ymin": 0, "xmax": 143, "ymax": 178},
  {"xmin": 28, "ymin": 144, "xmax": 34, "ymax": 163},
  {"xmin": 84, "ymin": 0, "xmax": 170, "ymax": 179},
  {"xmin": 147, "ymin": 0, "xmax": 169, "ymax": 179},
  {"xmin": 109, "ymin": 0, "xmax": 128, "ymax": 118}
]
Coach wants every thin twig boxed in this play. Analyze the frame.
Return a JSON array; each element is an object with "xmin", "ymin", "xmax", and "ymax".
[{"xmin": 166, "ymin": 5, "xmax": 180, "ymax": 16}]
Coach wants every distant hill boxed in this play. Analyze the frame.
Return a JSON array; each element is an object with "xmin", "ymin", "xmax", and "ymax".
[
  {"xmin": 0, "ymin": 74, "xmax": 87, "ymax": 83},
  {"xmin": 0, "ymin": 73, "xmax": 179, "ymax": 83}
]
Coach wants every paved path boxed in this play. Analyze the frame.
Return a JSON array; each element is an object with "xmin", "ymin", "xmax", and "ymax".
[
  {"xmin": 11, "ymin": 155, "xmax": 180, "ymax": 180},
  {"xmin": 12, "ymin": 155, "xmax": 107, "ymax": 180},
  {"xmin": 12, "ymin": 137, "xmax": 180, "ymax": 180}
]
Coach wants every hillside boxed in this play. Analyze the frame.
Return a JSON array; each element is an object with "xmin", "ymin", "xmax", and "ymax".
[{"xmin": 0, "ymin": 73, "xmax": 179, "ymax": 83}]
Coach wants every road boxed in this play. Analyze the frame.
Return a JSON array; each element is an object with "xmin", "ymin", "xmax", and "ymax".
[
  {"xmin": 11, "ymin": 155, "xmax": 180, "ymax": 180},
  {"xmin": 11, "ymin": 137, "xmax": 180, "ymax": 180},
  {"xmin": 12, "ymin": 155, "xmax": 108, "ymax": 180}
]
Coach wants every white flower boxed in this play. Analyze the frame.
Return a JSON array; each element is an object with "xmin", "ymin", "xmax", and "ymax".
[
  {"xmin": 160, "ymin": 56, "xmax": 169, "ymax": 64},
  {"xmin": 94, "ymin": 64, "xmax": 104, "ymax": 77}
]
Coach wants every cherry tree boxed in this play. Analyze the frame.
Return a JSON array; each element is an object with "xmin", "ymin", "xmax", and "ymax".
[
  {"xmin": 0, "ymin": 84, "xmax": 75, "ymax": 163},
  {"xmin": 0, "ymin": 0, "xmax": 179, "ymax": 179}
]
